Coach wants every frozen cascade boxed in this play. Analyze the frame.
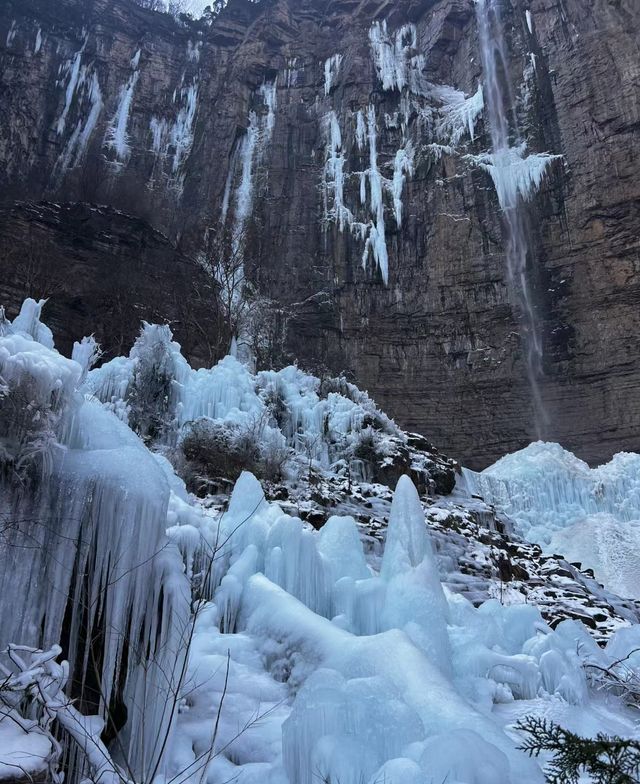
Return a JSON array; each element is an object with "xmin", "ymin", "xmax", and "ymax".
[
  {"xmin": 56, "ymin": 36, "xmax": 88, "ymax": 136},
  {"xmin": 463, "ymin": 442, "xmax": 640, "ymax": 599},
  {"xmin": 323, "ymin": 111, "xmax": 351, "ymax": 230},
  {"xmin": 54, "ymin": 67, "xmax": 103, "ymax": 178},
  {"xmin": 324, "ymin": 53, "xmax": 343, "ymax": 95},
  {"xmin": 104, "ymin": 49, "xmax": 142, "ymax": 165},
  {"xmin": 435, "ymin": 84, "xmax": 485, "ymax": 146},
  {"xmin": 84, "ymin": 323, "xmax": 401, "ymax": 472},
  {"xmin": 474, "ymin": 0, "xmax": 561, "ymax": 434},
  {"xmin": 34, "ymin": 27, "xmax": 43, "ymax": 54},
  {"xmin": 322, "ymin": 106, "xmax": 415, "ymax": 284},
  {"xmin": 149, "ymin": 76, "xmax": 199, "ymax": 193},
  {"xmin": 369, "ymin": 21, "xmax": 426, "ymax": 94},
  {"xmin": 0, "ymin": 305, "xmax": 190, "ymax": 781},
  {"xmin": 220, "ymin": 80, "xmax": 277, "ymax": 305},
  {"xmin": 3, "ymin": 302, "xmax": 638, "ymax": 783}
]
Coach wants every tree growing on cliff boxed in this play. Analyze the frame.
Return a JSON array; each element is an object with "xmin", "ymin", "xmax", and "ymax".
[{"xmin": 197, "ymin": 218, "xmax": 285, "ymax": 368}]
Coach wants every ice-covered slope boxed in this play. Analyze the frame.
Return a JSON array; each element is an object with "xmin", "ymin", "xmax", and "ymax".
[
  {"xmin": 1, "ymin": 303, "xmax": 640, "ymax": 784},
  {"xmin": 464, "ymin": 442, "xmax": 640, "ymax": 600}
]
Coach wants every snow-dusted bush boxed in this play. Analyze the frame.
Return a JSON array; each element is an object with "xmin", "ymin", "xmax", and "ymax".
[
  {"xmin": 181, "ymin": 415, "xmax": 289, "ymax": 492},
  {"xmin": 127, "ymin": 323, "xmax": 181, "ymax": 441}
]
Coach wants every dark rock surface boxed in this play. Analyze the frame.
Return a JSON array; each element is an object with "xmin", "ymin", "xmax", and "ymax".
[
  {"xmin": 0, "ymin": 202, "xmax": 224, "ymax": 364},
  {"xmin": 0, "ymin": 0, "xmax": 638, "ymax": 467}
]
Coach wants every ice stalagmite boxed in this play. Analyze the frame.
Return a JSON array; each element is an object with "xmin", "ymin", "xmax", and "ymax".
[{"xmin": 380, "ymin": 476, "xmax": 451, "ymax": 672}]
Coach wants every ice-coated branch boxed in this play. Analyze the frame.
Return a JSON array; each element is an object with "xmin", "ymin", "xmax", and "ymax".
[{"xmin": 0, "ymin": 644, "xmax": 128, "ymax": 784}]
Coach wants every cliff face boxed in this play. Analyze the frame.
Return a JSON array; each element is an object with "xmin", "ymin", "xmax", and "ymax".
[{"xmin": 1, "ymin": 0, "xmax": 638, "ymax": 468}]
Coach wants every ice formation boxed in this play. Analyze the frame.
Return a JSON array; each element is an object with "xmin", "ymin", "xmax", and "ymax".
[
  {"xmin": 3, "ymin": 304, "xmax": 640, "ymax": 784},
  {"xmin": 472, "ymin": 144, "xmax": 562, "ymax": 210},
  {"xmin": 149, "ymin": 74, "xmax": 199, "ymax": 193},
  {"xmin": 526, "ymin": 9, "xmax": 534, "ymax": 35},
  {"xmin": 435, "ymin": 84, "xmax": 485, "ymax": 146},
  {"xmin": 322, "ymin": 105, "xmax": 415, "ymax": 284},
  {"xmin": 0, "ymin": 303, "xmax": 190, "ymax": 781},
  {"xmin": 56, "ymin": 36, "xmax": 89, "ymax": 136},
  {"xmin": 324, "ymin": 53, "xmax": 343, "ymax": 95},
  {"xmin": 83, "ymin": 321, "xmax": 401, "ymax": 472},
  {"xmin": 34, "ymin": 27, "xmax": 43, "ymax": 54},
  {"xmin": 464, "ymin": 442, "xmax": 640, "ymax": 599},
  {"xmin": 221, "ymin": 80, "xmax": 277, "ymax": 242},
  {"xmin": 5, "ymin": 20, "xmax": 16, "ymax": 47},
  {"xmin": 369, "ymin": 21, "xmax": 426, "ymax": 93},
  {"xmin": 104, "ymin": 49, "xmax": 142, "ymax": 165},
  {"xmin": 186, "ymin": 39, "xmax": 201, "ymax": 62},
  {"xmin": 54, "ymin": 67, "xmax": 103, "ymax": 177}
]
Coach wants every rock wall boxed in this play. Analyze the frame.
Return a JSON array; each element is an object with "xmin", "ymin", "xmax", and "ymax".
[{"xmin": 0, "ymin": 0, "xmax": 638, "ymax": 467}]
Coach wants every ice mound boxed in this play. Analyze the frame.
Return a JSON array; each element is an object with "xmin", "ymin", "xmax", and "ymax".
[{"xmin": 464, "ymin": 441, "xmax": 640, "ymax": 598}]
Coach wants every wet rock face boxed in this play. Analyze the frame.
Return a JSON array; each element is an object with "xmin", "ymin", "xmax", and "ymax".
[{"xmin": 0, "ymin": 0, "xmax": 639, "ymax": 467}]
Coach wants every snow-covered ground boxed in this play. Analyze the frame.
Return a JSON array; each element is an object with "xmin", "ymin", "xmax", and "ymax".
[{"xmin": 1, "ymin": 300, "xmax": 639, "ymax": 784}]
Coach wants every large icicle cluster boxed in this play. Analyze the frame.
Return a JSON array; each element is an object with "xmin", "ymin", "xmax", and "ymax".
[
  {"xmin": 368, "ymin": 21, "xmax": 426, "ymax": 93},
  {"xmin": 163, "ymin": 467, "xmax": 640, "ymax": 784},
  {"xmin": 55, "ymin": 35, "xmax": 89, "ymax": 136},
  {"xmin": 434, "ymin": 84, "xmax": 485, "ymax": 146},
  {"xmin": 54, "ymin": 65, "xmax": 103, "ymax": 179},
  {"xmin": 222, "ymin": 80, "xmax": 278, "ymax": 230},
  {"xmin": 104, "ymin": 49, "xmax": 142, "ymax": 165},
  {"xmin": 84, "ymin": 320, "xmax": 403, "ymax": 472},
  {"xmin": 149, "ymin": 70, "xmax": 200, "ymax": 194},
  {"xmin": 470, "ymin": 144, "xmax": 562, "ymax": 210},
  {"xmin": 0, "ymin": 301, "xmax": 190, "ymax": 781},
  {"xmin": 464, "ymin": 442, "xmax": 640, "ymax": 599},
  {"xmin": 322, "ymin": 105, "xmax": 414, "ymax": 284},
  {"xmin": 318, "ymin": 18, "xmax": 486, "ymax": 285},
  {"xmin": 52, "ymin": 33, "xmax": 105, "ymax": 178},
  {"xmin": 324, "ymin": 53, "xmax": 343, "ymax": 95}
]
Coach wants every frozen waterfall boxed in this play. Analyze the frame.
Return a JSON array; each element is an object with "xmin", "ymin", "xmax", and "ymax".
[
  {"xmin": 475, "ymin": 0, "xmax": 559, "ymax": 436},
  {"xmin": 464, "ymin": 442, "xmax": 640, "ymax": 600}
]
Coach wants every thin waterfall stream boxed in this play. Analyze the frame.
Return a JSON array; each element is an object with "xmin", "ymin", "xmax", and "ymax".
[{"xmin": 475, "ymin": 0, "xmax": 547, "ymax": 437}]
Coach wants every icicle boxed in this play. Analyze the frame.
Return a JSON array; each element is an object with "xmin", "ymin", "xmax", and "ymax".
[
  {"xmin": 324, "ymin": 53, "xmax": 343, "ymax": 96},
  {"xmin": 104, "ymin": 49, "xmax": 141, "ymax": 165},
  {"xmin": 526, "ymin": 9, "xmax": 533, "ymax": 34},
  {"xmin": 354, "ymin": 109, "xmax": 367, "ymax": 150},
  {"xmin": 435, "ymin": 84, "xmax": 484, "ymax": 146},
  {"xmin": 6, "ymin": 20, "xmax": 16, "ymax": 47},
  {"xmin": 71, "ymin": 335, "xmax": 101, "ymax": 382},
  {"xmin": 54, "ymin": 68, "xmax": 103, "ymax": 178},
  {"xmin": 186, "ymin": 39, "xmax": 201, "ymax": 62},
  {"xmin": 56, "ymin": 36, "xmax": 88, "ymax": 135},
  {"xmin": 368, "ymin": 21, "xmax": 425, "ymax": 93},
  {"xmin": 170, "ymin": 80, "xmax": 199, "ymax": 186},
  {"xmin": 362, "ymin": 104, "xmax": 389, "ymax": 284},
  {"xmin": 471, "ymin": 144, "xmax": 561, "ymax": 210},
  {"xmin": 34, "ymin": 28, "xmax": 42, "ymax": 53},
  {"xmin": 391, "ymin": 143, "xmax": 414, "ymax": 228}
]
